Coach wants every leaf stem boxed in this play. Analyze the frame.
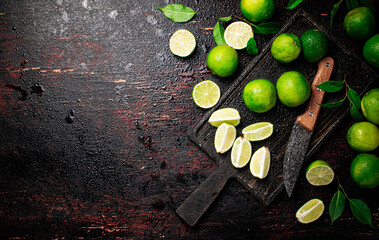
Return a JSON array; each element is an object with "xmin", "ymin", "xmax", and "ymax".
[
  {"xmin": 231, "ymin": 14, "xmax": 256, "ymax": 27},
  {"xmin": 337, "ymin": 176, "xmax": 350, "ymax": 201}
]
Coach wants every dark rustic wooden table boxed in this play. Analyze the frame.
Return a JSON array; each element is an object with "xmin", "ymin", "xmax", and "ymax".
[{"xmin": 1, "ymin": 0, "xmax": 378, "ymax": 239}]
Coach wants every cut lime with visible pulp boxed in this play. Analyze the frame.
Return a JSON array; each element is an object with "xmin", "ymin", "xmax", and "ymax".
[
  {"xmin": 169, "ymin": 29, "xmax": 196, "ymax": 57},
  {"xmin": 296, "ymin": 199, "xmax": 324, "ymax": 224},
  {"xmin": 231, "ymin": 137, "xmax": 252, "ymax": 168},
  {"xmin": 214, "ymin": 123, "xmax": 236, "ymax": 154},
  {"xmin": 242, "ymin": 122, "xmax": 273, "ymax": 141},
  {"xmin": 208, "ymin": 108, "xmax": 241, "ymax": 127},
  {"xmin": 306, "ymin": 160, "xmax": 334, "ymax": 186},
  {"xmin": 192, "ymin": 80, "xmax": 221, "ymax": 109},
  {"xmin": 250, "ymin": 146, "xmax": 270, "ymax": 179},
  {"xmin": 224, "ymin": 21, "xmax": 254, "ymax": 50}
]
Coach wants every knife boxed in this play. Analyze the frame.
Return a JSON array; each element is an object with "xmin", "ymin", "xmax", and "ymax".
[{"xmin": 283, "ymin": 57, "xmax": 335, "ymax": 197}]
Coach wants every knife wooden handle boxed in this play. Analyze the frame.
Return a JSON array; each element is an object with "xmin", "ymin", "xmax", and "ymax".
[
  {"xmin": 297, "ymin": 57, "xmax": 335, "ymax": 132},
  {"xmin": 176, "ymin": 162, "xmax": 234, "ymax": 227}
]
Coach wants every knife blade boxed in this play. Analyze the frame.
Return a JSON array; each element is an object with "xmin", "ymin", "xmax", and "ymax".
[{"xmin": 283, "ymin": 57, "xmax": 335, "ymax": 197}]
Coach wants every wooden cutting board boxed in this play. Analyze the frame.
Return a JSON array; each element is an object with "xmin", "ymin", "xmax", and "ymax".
[{"xmin": 177, "ymin": 9, "xmax": 378, "ymax": 226}]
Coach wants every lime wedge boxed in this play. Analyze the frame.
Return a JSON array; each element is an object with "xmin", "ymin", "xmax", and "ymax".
[
  {"xmin": 208, "ymin": 108, "xmax": 241, "ymax": 127},
  {"xmin": 224, "ymin": 21, "xmax": 254, "ymax": 50},
  {"xmin": 296, "ymin": 199, "xmax": 325, "ymax": 224},
  {"xmin": 169, "ymin": 29, "xmax": 196, "ymax": 57},
  {"xmin": 306, "ymin": 160, "xmax": 335, "ymax": 186},
  {"xmin": 250, "ymin": 146, "xmax": 270, "ymax": 179},
  {"xmin": 192, "ymin": 80, "xmax": 221, "ymax": 109},
  {"xmin": 231, "ymin": 137, "xmax": 252, "ymax": 168},
  {"xmin": 214, "ymin": 123, "xmax": 236, "ymax": 154},
  {"xmin": 242, "ymin": 122, "xmax": 274, "ymax": 141}
]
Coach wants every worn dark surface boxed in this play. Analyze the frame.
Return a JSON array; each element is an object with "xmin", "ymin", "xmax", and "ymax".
[{"xmin": 0, "ymin": 0, "xmax": 378, "ymax": 239}]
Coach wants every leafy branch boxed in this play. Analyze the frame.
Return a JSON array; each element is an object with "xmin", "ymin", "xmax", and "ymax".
[
  {"xmin": 329, "ymin": 177, "xmax": 374, "ymax": 226},
  {"xmin": 316, "ymin": 75, "xmax": 364, "ymax": 121}
]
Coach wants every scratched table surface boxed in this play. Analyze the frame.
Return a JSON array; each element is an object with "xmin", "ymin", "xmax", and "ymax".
[{"xmin": 0, "ymin": 0, "xmax": 378, "ymax": 239}]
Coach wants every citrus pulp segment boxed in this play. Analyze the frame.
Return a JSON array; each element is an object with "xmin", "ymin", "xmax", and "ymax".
[
  {"xmin": 214, "ymin": 123, "xmax": 237, "ymax": 154},
  {"xmin": 296, "ymin": 199, "xmax": 324, "ymax": 224},
  {"xmin": 250, "ymin": 146, "xmax": 270, "ymax": 179},
  {"xmin": 224, "ymin": 21, "xmax": 254, "ymax": 50},
  {"xmin": 242, "ymin": 122, "xmax": 274, "ymax": 141},
  {"xmin": 192, "ymin": 80, "xmax": 221, "ymax": 109},
  {"xmin": 306, "ymin": 160, "xmax": 334, "ymax": 186},
  {"xmin": 208, "ymin": 108, "xmax": 241, "ymax": 127},
  {"xmin": 231, "ymin": 137, "xmax": 252, "ymax": 168},
  {"xmin": 169, "ymin": 29, "xmax": 196, "ymax": 57}
]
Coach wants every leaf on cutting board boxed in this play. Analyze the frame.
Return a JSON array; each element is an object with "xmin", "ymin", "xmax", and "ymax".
[
  {"xmin": 251, "ymin": 22, "xmax": 281, "ymax": 34},
  {"xmin": 156, "ymin": 4, "xmax": 198, "ymax": 23},
  {"xmin": 246, "ymin": 38, "xmax": 258, "ymax": 55},
  {"xmin": 213, "ymin": 21, "xmax": 227, "ymax": 46},
  {"xmin": 316, "ymin": 80, "xmax": 345, "ymax": 93},
  {"xmin": 330, "ymin": 0, "xmax": 344, "ymax": 28},
  {"xmin": 349, "ymin": 199, "xmax": 374, "ymax": 227},
  {"xmin": 350, "ymin": 106, "xmax": 365, "ymax": 121},
  {"xmin": 287, "ymin": 0, "xmax": 304, "ymax": 10},
  {"xmin": 329, "ymin": 190, "xmax": 346, "ymax": 225},
  {"xmin": 318, "ymin": 98, "xmax": 345, "ymax": 108},
  {"xmin": 347, "ymin": 88, "xmax": 361, "ymax": 109}
]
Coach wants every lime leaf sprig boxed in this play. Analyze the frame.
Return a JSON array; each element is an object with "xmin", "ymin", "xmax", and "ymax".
[
  {"xmin": 329, "ymin": 177, "xmax": 374, "ymax": 226},
  {"xmin": 286, "ymin": 0, "xmax": 304, "ymax": 10},
  {"xmin": 330, "ymin": 0, "xmax": 375, "ymax": 28},
  {"xmin": 213, "ymin": 20, "xmax": 227, "ymax": 46},
  {"xmin": 156, "ymin": 4, "xmax": 198, "ymax": 23},
  {"xmin": 316, "ymin": 75, "xmax": 365, "ymax": 121}
]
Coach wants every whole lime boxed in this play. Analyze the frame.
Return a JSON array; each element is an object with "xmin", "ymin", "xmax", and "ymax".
[
  {"xmin": 350, "ymin": 153, "xmax": 379, "ymax": 188},
  {"xmin": 276, "ymin": 71, "xmax": 310, "ymax": 107},
  {"xmin": 206, "ymin": 45, "xmax": 238, "ymax": 78},
  {"xmin": 240, "ymin": 0, "xmax": 275, "ymax": 24},
  {"xmin": 271, "ymin": 33, "xmax": 302, "ymax": 63},
  {"xmin": 347, "ymin": 122, "xmax": 379, "ymax": 152},
  {"xmin": 300, "ymin": 29, "xmax": 329, "ymax": 62},
  {"xmin": 361, "ymin": 88, "xmax": 379, "ymax": 125},
  {"xmin": 242, "ymin": 79, "xmax": 276, "ymax": 113},
  {"xmin": 363, "ymin": 34, "xmax": 379, "ymax": 68},
  {"xmin": 344, "ymin": 7, "xmax": 376, "ymax": 40}
]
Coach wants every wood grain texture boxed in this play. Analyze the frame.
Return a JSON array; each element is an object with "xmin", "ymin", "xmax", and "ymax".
[{"xmin": 0, "ymin": 0, "xmax": 378, "ymax": 239}]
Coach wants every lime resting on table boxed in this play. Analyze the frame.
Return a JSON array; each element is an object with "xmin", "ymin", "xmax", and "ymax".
[
  {"xmin": 300, "ymin": 29, "xmax": 329, "ymax": 62},
  {"xmin": 224, "ymin": 21, "xmax": 254, "ymax": 50},
  {"xmin": 240, "ymin": 0, "xmax": 276, "ymax": 24},
  {"xmin": 347, "ymin": 122, "xmax": 379, "ymax": 152},
  {"xmin": 250, "ymin": 146, "xmax": 270, "ymax": 179},
  {"xmin": 363, "ymin": 34, "xmax": 379, "ymax": 68},
  {"xmin": 192, "ymin": 80, "xmax": 221, "ymax": 109},
  {"xmin": 242, "ymin": 122, "xmax": 273, "ymax": 141},
  {"xmin": 271, "ymin": 33, "xmax": 302, "ymax": 63},
  {"xmin": 296, "ymin": 199, "xmax": 324, "ymax": 224},
  {"xmin": 306, "ymin": 160, "xmax": 334, "ymax": 186},
  {"xmin": 208, "ymin": 108, "xmax": 241, "ymax": 127},
  {"xmin": 231, "ymin": 137, "xmax": 252, "ymax": 168},
  {"xmin": 206, "ymin": 45, "xmax": 238, "ymax": 78},
  {"xmin": 350, "ymin": 153, "xmax": 379, "ymax": 188},
  {"xmin": 276, "ymin": 71, "xmax": 310, "ymax": 107},
  {"xmin": 169, "ymin": 29, "xmax": 196, "ymax": 57},
  {"xmin": 361, "ymin": 88, "xmax": 379, "ymax": 124},
  {"xmin": 214, "ymin": 123, "xmax": 236, "ymax": 154},
  {"xmin": 242, "ymin": 79, "xmax": 276, "ymax": 113},
  {"xmin": 344, "ymin": 7, "xmax": 376, "ymax": 41}
]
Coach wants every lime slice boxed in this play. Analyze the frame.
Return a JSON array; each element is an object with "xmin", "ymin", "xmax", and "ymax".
[
  {"xmin": 224, "ymin": 21, "xmax": 254, "ymax": 50},
  {"xmin": 250, "ymin": 146, "xmax": 270, "ymax": 179},
  {"xmin": 192, "ymin": 80, "xmax": 221, "ymax": 109},
  {"xmin": 306, "ymin": 160, "xmax": 335, "ymax": 186},
  {"xmin": 242, "ymin": 122, "xmax": 274, "ymax": 141},
  {"xmin": 169, "ymin": 29, "xmax": 196, "ymax": 57},
  {"xmin": 214, "ymin": 123, "xmax": 236, "ymax": 154},
  {"xmin": 296, "ymin": 199, "xmax": 325, "ymax": 224},
  {"xmin": 208, "ymin": 108, "xmax": 241, "ymax": 127},
  {"xmin": 231, "ymin": 137, "xmax": 252, "ymax": 168}
]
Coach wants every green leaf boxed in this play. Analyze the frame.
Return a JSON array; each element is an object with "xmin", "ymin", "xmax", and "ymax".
[
  {"xmin": 252, "ymin": 22, "xmax": 281, "ymax": 34},
  {"xmin": 318, "ymin": 98, "xmax": 345, "ymax": 108},
  {"xmin": 347, "ymin": 88, "xmax": 361, "ymax": 109},
  {"xmin": 213, "ymin": 21, "xmax": 226, "ymax": 46},
  {"xmin": 316, "ymin": 80, "xmax": 345, "ymax": 93},
  {"xmin": 156, "ymin": 4, "xmax": 198, "ymax": 23},
  {"xmin": 329, "ymin": 191, "xmax": 346, "ymax": 225},
  {"xmin": 287, "ymin": 0, "xmax": 304, "ymax": 9},
  {"xmin": 346, "ymin": 0, "xmax": 359, "ymax": 11},
  {"xmin": 360, "ymin": 0, "xmax": 376, "ymax": 13},
  {"xmin": 246, "ymin": 38, "xmax": 258, "ymax": 55},
  {"xmin": 219, "ymin": 15, "xmax": 232, "ymax": 22},
  {"xmin": 349, "ymin": 199, "xmax": 373, "ymax": 227},
  {"xmin": 331, "ymin": 0, "xmax": 344, "ymax": 28},
  {"xmin": 350, "ymin": 106, "xmax": 365, "ymax": 121}
]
